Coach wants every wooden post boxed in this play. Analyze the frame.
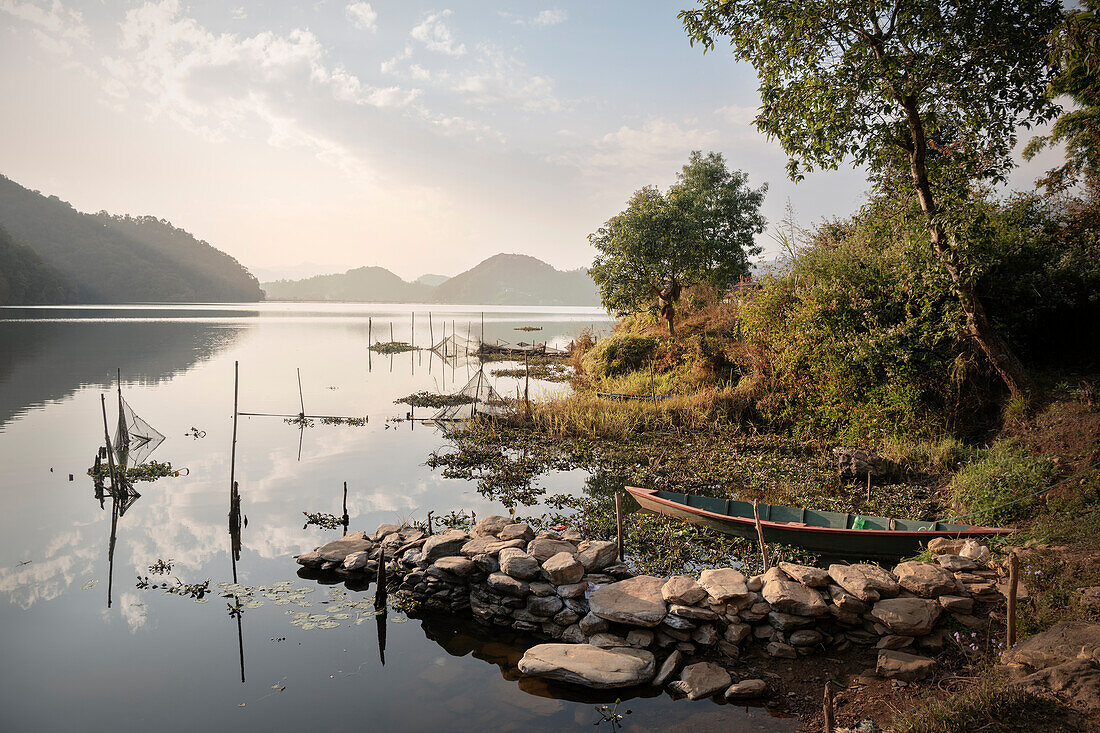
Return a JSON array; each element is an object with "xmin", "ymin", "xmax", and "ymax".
[
  {"xmin": 341, "ymin": 481, "xmax": 349, "ymax": 536},
  {"xmin": 426, "ymin": 510, "xmax": 433, "ymax": 536},
  {"xmin": 100, "ymin": 394, "xmax": 120, "ymax": 494},
  {"xmin": 481, "ymin": 312, "xmax": 484, "ymax": 344},
  {"xmin": 524, "ymin": 349, "xmax": 531, "ymax": 420},
  {"xmin": 411, "ymin": 312, "xmax": 415, "ymax": 349},
  {"xmin": 390, "ymin": 321, "xmax": 394, "ymax": 343},
  {"xmin": 229, "ymin": 361, "xmax": 239, "ymax": 503},
  {"xmin": 368, "ymin": 317, "xmax": 372, "ymax": 346},
  {"xmin": 1007, "ymin": 552, "xmax": 1019, "ymax": 648},
  {"xmin": 429, "ymin": 312, "xmax": 434, "ymax": 347},
  {"xmin": 374, "ymin": 551, "xmax": 387, "ymax": 610},
  {"xmin": 823, "ymin": 680, "xmax": 835, "ymax": 733},
  {"xmin": 615, "ymin": 491, "xmax": 624, "ymax": 561},
  {"xmin": 650, "ymin": 359, "xmax": 656, "ymax": 406},
  {"xmin": 753, "ymin": 499, "xmax": 770, "ymax": 571},
  {"xmin": 296, "ymin": 367, "xmax": 304, "ymax": 416},
  {"xmin": 866, "ymin": 470, "xmax": 872, "ymax": 502}
]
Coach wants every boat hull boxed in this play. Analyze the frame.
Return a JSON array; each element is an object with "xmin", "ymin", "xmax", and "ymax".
[{"xmin": 626, "ymin": 487, "xmax": 1016, "ymax": 560}]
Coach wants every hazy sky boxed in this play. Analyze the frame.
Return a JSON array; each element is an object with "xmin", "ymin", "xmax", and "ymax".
[{"xmin": 0, "ymin": 1, "xmax": 1059, "ymax": 281}]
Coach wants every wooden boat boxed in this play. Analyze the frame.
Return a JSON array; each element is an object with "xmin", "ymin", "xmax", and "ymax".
[{"xmin": 625, "ymin": 486, "xmax": 1017, "ymax": 559}]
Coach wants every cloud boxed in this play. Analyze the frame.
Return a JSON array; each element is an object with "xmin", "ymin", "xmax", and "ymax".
[
  {"xmin": 229, "ymin": 6, "xmax": 246, "ymax": 21},
  {"xmin": 454, "ymin": 43, "xmax": 561, "ymax": 113},
  {"xmin": 345, "ymin": 2, "xmax": 376, "ymax": 31},
  {"xmin": 1, "ymin": 0, "xmax": 90, "ymax": 55},
  {"xmin": 549, "ymin": 118, "xmax": 721, "ymax": 177},
  {"xmin": 410, "ymin": 9, "xmax": 465, "ymax": 57},
  {"xmin": 715, "ymin": 104, "xmax": 757, "ymax": 127},
  {"xmin": 500, "ymin": 9, "xmax": 568, "ymax": 27}
]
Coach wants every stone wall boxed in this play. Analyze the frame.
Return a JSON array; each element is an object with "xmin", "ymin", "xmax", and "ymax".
[{"xmin": 296, "ymin": 516, "xmax": 1003, "ymax": 690}]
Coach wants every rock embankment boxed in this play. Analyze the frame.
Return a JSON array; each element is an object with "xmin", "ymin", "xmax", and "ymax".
[{"xmin": 296, "ymin": 519, "xmax": 1006, "ymax": 697}]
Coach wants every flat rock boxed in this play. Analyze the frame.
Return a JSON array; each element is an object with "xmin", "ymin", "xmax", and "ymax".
[
  {"xmin": 870, "ymin": 597, "xmax": 942, "ymax": 636},
  {"xmin": 518, "ymin": 644, "xmax": 656, "ymax": 689},
  {"xmin": 789, "ymin": 629, "xmax": 823, "ymax": 646},
  {"xmin": 877, "ymin": 649, "xmax": 934, "ymax": 681},
  {"xmin": 827, "ymin": 584, "xmax": 869, "ymax": 614},
  {"xmin": 998, "ymin": 620, "xmax": 1100, "ymax": 715},
  {"xmin": 778, "ymin": 562, "xmax": 830, "ymax": 587},
  {"xmin": 487, "ymin": 572, "xmax": 530, "ymax": 597},
  {"xmin": 473, "ymin": 515, "xmax": 511, "ymax": 537},
  {"xmin": 767, "ymin": 611, "xmax": 816, "ymax": 631},
  {"xmin": 662, "ymin": 575, "xmax": 708, "ymax": 605},
  {"xmin": 679, "ymin": 662, "xmax": 732, "ymax": 700},
  {"xmin": 669, "ymin": 604, "xmax": 720, "ymax": 621},
  {"xmin": 296, "ymin": 550, "xmax": 323, "ymax": 568},
  {"xmin": 762, "ymin": 576, "xmax": 829, "ymax": 617},
  {"xmin": 828, "ymin": 564, "xmax": 900, "ymax": 603},
  {"xmin": 876, "ymin": 634, "xmax": 914, "ymax": 650},
  {"xmin": 626, "ymin": 629, "xmax": 654, "ymax": 648},
  {"xmin": 692, "ymin": 624, "xmax": 719, "ymax": 646},
  {"xmin": 588, "ymin": 632, "xmax": 630, "ymax": 649},
  {"xmin": 576, "ymin": 540, "xmax": 618, "ymax": 572},
  {"xmin": 557, "ymin": 581, "xmax": 588, "ymax": 599},
  {"xmin": 698, "ymin": 568, "xmax": 750, "ymax": 603},
  {"xmin": 725, "ymin": 679, "xmax": 767, "ymax": 699},
  {"xmin": 317, "ymin": 536, "xmax": 373, "ymax": 563},
  {"xmin": 938, "ymin": 595, "xmax": 974, "ymax": 613},
  {"xmin": 528, "ymin": 595, "xmax": 564, "ymax": 617},
  {"xmin": 421, "ymin": 529, "xmax": 469, "ymax": 563},
  {"xmin": 498, "ymin": 522, "xmax": 534, "ymax": 542},
  {"xmin": 652, "ymin": 650, "xmax": 683, "ymax": 687},
  {"xmin": 724, "ymin": 623, "xmax": 750, "ymax": 644},
  {"xmin": 589, "ymin": 576, "xmax": 668, "ymax": 628},
  {"xmin": 543, "ymin": 552, "xmax": 584, "ymax": 585},
  {"xmin": 766, "ymin": 642, "xmax": 797, "ymax": 659},
  {"xmin": 369, "ymin": 523, "xmax": 400, "ymax": 541},
  {"xmin": 578, "ymin": 612, "xmax": 609, "ymax": 635},
  {"xmin": 433, "ymin": 556, "xmax": 475, "ymax": 577},
  {"xmin": 499, "ymin": 548, "xmax": 541, "ymax": 580},
  {"xmin": 528, "ymin": 538, "xmax": 579, "ymax": 562},
  {"xmin": 342, "ymin": 550, "xmax": 371, "ymax": 571},
  {"xmin": 935, "ymin": 554, "xmax": 978, "ymax": 571},
  {"xmin": 926, "ymin": 537, "xmax": 967, "ymax": 555},
  {"xmin": 460, "ymin": 536, "xmax": 524, "ymax": 557},
  {"xmin": 894, "ymin": 561, "xmax": 958, "ymax": 598}
]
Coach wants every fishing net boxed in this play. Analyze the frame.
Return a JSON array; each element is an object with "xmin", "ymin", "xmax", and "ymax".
[
  {"xmin": 431, "ymin": 368, "xmax": 512, "ymax": 421},
  {"xmin": 114, "ymin": 396, "xmax": 165, "ymax": 467},
  {"xmin": 430, "ymin": 332, "xmax": 481, "ymax": 359}
]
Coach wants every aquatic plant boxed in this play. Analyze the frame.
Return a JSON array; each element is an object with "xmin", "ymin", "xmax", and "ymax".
[
  {"xmin": 147, "ymin": 558, "xmax": 174, "ymax": 575},
  {"xmin": 369, "ymin": 341, "xmax": 418, "ymax": 354},
  {"xmin": 302, "ymin": 511, "xmax": 344, "ymax": 530},
  {"xmin": 87, "ymin": 460, "xmax": 178, "ymax": 482},
  {"xmin": 394, "ymin": 391, "xmax": 474, "ymax": 409}
]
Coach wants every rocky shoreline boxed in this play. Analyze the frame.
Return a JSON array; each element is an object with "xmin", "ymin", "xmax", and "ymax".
[{"xmin": 296, "ymin": 516, "xmax": 1004, "ymax": 701}]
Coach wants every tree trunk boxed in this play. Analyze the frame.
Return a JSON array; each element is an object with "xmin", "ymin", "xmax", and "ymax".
[{"xmin": 901, "ymin": 99, "xmax": 1034, "ymax": 400}]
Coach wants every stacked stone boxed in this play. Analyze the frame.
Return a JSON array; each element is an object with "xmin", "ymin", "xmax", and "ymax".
[{"xmin": 296, "ymin": 519, "xmax": 1007, "ymax": 691}]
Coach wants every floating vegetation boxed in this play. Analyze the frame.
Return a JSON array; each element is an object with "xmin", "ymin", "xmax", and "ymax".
[
  {"xmin": 148, "ymin": 558, "xmax": 174, "ymax": 575},
  {"xmin": 491, "ymin": 364, "xmax": 573, "ymax": 383},
  {"xmin": 318, "ymin": 416, "xmax": 367, "ymax": 427},
  {"xmin": 87, "ymin": 460, "xmax": 179, "ymax": 482},
  {"xmin": 227, "ymin": 600, "xmax": 244, "ymax": 618},
  {"xmin": 136, "ymin": 576, "xmax": 211, "ymax": 600},
  {"xmin": 302, "ymin": 511, "xmax": 344, "ymax": 530},
  {"xmin": 594, "ymin": 699, "xmax": 631, "ymax": 730},
  {"xmin": 394, "ymin": 391, "xmax": 474, "ymax": 409},
  {"xmin": 436, "ymin": 509, "xmax": 475, "ymax": 531},
  {"xmin": 369, "ymin": 341, "xmax": 418, "ymax": 354},
  {"xmin": 514, "ymin": 326, "xmax": 543, "ymax": 332}
]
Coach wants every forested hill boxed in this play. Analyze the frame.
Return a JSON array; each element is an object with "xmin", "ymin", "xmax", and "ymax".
[
  {"xmin": 261, "ymin": 253, "xmax": 601, "ymax": 306},
  {"xmin": 0, "ymin": 226, "xmax": 77, "ymax": 305},
  {"xmin": 0, "ymin": 175, "xmax": 263, "ymax": 304}
]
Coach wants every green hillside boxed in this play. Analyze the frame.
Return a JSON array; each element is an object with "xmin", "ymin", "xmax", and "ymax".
[
  {"xmin": 0, "ymin": 175, "xmax": 263, "ymax": 303},
  {"xmin": 430, "ymin": 253, "xmax": 600, "ymax": 306},
  {"xmin": 0, "ymin": 226, "xmax": 77, "ymax": 305},
  {"xmin": 262, "ymin": 266, "xmax": 430, "ymax": 302}
]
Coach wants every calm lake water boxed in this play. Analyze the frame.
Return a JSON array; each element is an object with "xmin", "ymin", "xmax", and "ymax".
[{"xmin": 0, "ymin": 303, "xmax": 795, "ymax": 732}]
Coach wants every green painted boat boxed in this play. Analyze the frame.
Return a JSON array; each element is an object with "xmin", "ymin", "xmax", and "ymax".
[{"xmin": 625, "ymin": 486, "xmax": 1017, "ymax": 559}]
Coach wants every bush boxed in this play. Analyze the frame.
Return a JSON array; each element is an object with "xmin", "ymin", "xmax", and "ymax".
[
  {"xmin": 948, "ymin": 440, "xmax": 1058, "ymax": 525},
  {"xmin": 581, "ymin": 332, "xmax": 659, "ymax": 377}
]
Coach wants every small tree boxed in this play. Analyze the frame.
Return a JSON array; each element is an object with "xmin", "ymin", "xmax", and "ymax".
[
  {"xmin": 681, "ymin": 0, "xmax": 1062, "ymax": 398},
  {"xmin": 589, "ymin": 151, "xmax": 766, "ymax": 336}
]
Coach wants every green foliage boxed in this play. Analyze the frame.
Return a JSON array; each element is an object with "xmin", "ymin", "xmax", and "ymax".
[
  {"xmin": 581, "ymin": 333, "xmax": 659, "ymax": 378},
  {"xmin": 948, "ymin": 440, "xmax": 1058, "ymax": 525},
  {"xmin": 87, "ymin": 460, "xmax": 177, "ymax": 482},
  {"xmin": 588, "ymin": 151, "xmax": 765, "ymax": 322},
  {"xmin": 395, "ymin": 391, "xmax": 474, "ymax": 409}
]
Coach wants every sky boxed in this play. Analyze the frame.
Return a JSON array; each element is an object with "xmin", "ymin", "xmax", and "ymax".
[{"xmin": 0, "ymin": 0, "xmax": 1061, "ymax": 281}]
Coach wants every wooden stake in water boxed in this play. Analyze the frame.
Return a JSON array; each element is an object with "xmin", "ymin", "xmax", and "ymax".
[
  {"xmin": 426, "ymin": 511, "xmax": 434, "ymax": 536},
  {"xmin": 1007, "ymin": 551, "xmax": 1019, "ymax": 647},
  {"xmin": 753, "ymin": 499, "xmax": 770, "ymax": 571},
  {"xmin": 615, "ymin": 491, "xmax": 624, "ymax": 561},
  {"xmin": 375, "ymin": 552, "xmax": 387, "ymax": 610},
  {"xmin": 390, "ymin": 321, "xmax": 394, "ymax": 343},
  {"xmin": 823, "ymin": 680, "xmax": 836, "ymax": 733},
  {"xmin": 229, "ymin": 361, "xmax": 240, "ymax": 506},
  {"xmin": 429, "ymin": 312, "xmax": 434, "ymax": 347},
  {"xmin": 524, "ymin": 349, "xmax": 531, "ymax": 420},
  {"xmin": 341, "ymin": 481, "xmax": 349, "ymax": 537},
  {"xmin": 411, "ymin": 312, "xmax": 415, "ymax": 349},
  {"xmin": 368, "ymin": 317, "xmax": 372, "ymax": 346},
  {"xmin": 296, "ymin": 367, "xmax": 305, "ymax": 416}
]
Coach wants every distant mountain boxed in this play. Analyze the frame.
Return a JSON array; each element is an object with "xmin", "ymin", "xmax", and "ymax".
[
  {"xmin": 262, "ymin": 254, "xmax": 601, "ymax": 306},
  {"xmin": 0, "ymin": 225, "xmax": 77, "ymax": 305},
  {"xmin": 415, "ymin": 273, "xmax": 450, "ymax": 287},
  {"xmin": 431, "ymin": 253, "xmax": 600, "ymax": 306},
  {"xmin": 0, "ymin": 175, "xmax": 263, "ymax": 304},
  {"xmin": 262, "ymin": 266, "xmax": 430, "ymax": 302}
]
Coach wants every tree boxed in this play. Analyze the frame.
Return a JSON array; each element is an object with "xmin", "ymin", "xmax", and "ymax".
[
  {"xmin": 681, "ymin": 0, "xmax": 1062, "ymax": 399},
  {"xmin": 588, "ymin": 151, "xmax": 766, "ymax": 336},
  {"xmin": 1025, "ymin": 1, "xmax": 1100, "ymax": 194}
]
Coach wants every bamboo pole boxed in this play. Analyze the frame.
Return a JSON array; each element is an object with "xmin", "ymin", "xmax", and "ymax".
[
  {"xmin": 866, "ymin": 470, "xmax": 872, "ymax": 502},
  {"xmin": 1007, "ymin": 552, "xmax": 1019, "ymax": 648},
  {"xmin": 524, "ymin": 349, "xmax": 531, "ymax": 420},
  {"xmin": 229, "ymin": 360, "xmax": 240, "ymax": 516},
  {"xmin": 374, "ymin": 551, "xmax": 387, "ymax": 610},
  {"xmin": 342, "ymin": 481, "xmax": 349, "ymax": 537},
  {"xmin": 390, "ymin": 321, "xmax": 394, "ymax": 343},
  {"xmin": 615, "ymin": 491, "xmax": 624, "ymax": 561},
  {"xmin": 823, "ymin": 680, "xmax": 835, "ymax": 733},
  {"xmin": 296, "ymin": 367, "xmax": 304, "ymax": 416},
  {"xmin": 429, "ymin": 312, "xmax": 434, "ymax": 347},
  {"xmin": 753, "ymin": 499, "xmax": 770, "ymax": 571},
  {"xmin": 369, "ymin": 317, "xmax": 372, "ymax": 346},
  {"xmin": 411, "ymin": 312, "xmax": 415, "ymax": 349}
]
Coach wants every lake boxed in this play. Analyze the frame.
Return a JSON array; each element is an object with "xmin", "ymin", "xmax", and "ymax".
[{"xmin": 0, "ymin": 303, "xmax": 795, "ymax": 732}]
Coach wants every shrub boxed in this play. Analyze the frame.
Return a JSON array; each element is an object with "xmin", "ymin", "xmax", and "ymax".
[
  {"xmin": 948, "ymin": 440, "xmax": 1058, "ymax": 525},
  {"xmin": 581, "ymin": 332, "xmax": 659, "ymax": 377}
]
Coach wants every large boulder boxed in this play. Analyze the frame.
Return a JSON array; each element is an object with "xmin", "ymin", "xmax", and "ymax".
[
  {"xmin": 935, "ymin": 554, "xmax": 978, "ymax": 572},
  {"xmin": 999, "ymin": 621, "xmax": 1100, "ymax": 715},
  {"xmin": 589, "ymin": 576, "xmax": 668, "ymax": 628},
  {"xmin": 877, "ymin": 649, "xmax": 935, "ymax": 681},
  {"xmin": 762, "ymin": 575, "xmax": 829, "ymax": 617},
  {"xmin": 870, "ymin": 597, "xmax": 943, "ymax": 636},
  {"xmin": 893, "ymin": 561, "xmax": 958, "ymax": 598},
  {"xmin": 317, "ymin": 536, "xmax": 373, "ymax": 563},
  {"xmin": 828, "ymin": 563, "xmax": 900, "ymax": 603},
  {"xmin": 487, "ymin": 572, "xmax": 530, "ymax": 597},
  {"xmin": 420, "ymin": 529, "xmax": 469, "ymax": 563},
  {"xmin": 517, "ymin": 644, "xmax": 656, "ymax": 689},
  {"xmin": 499, "ymin": 522, "xmax": 535, "ymax": 543},
  {"xmin": 678, "ymin": 662, "xmax": 731, "ymax": 700},
  {"xmin": 827, "ymin": 584, "xmax": 869, "ymax": 614},
  {"xmin": 296, "ymin": 550, "xmax": 324, "ymax": 568},
  {"xmin": 652, "ymin": 649, "xmax": 683, "ymax": 687},
  {"xmin": 698, "ymin": 568, "xmax": 750, "ymax": 603},
  {"xmin": 543, "ymin": 552, "xmax": 584, "ymax": 585},
  {"xmin": 577, "ymin": 540, "xmax": 619, "ymax": 572},
  {"xmin": 433, "ymin": 556, "xmax": 475, "ymax": 577},
  {"xmin": 528, "ymin": 538, "xmax": 579, "ymax": 562},
  {"xmin": 725, "ymin": 679, "xmax": 767, "ymax": 699},
  {"xmin": 498, "ymin": 548, "xmax": 541, "ymax": 580},
  {"xmin": 778, "ymin": 562, "xmax": 830, "ymax": 587},
  {"xmin": 460, "ymin": 536, "xmax": 524, "ymax": 557},
  {"xmin": 472, "ymin": 515, "xmax": 511, "ymax": 537},
  {"xmin": 662, "ymin": 575, "xmax": 708, "ymax": 605}
]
